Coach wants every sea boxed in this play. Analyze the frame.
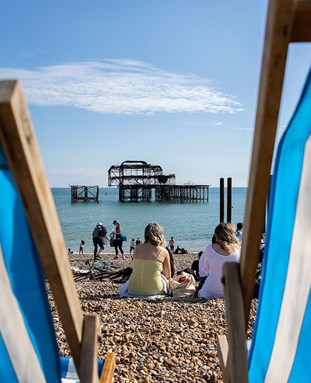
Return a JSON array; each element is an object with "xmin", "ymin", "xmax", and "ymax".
[{"xmin": 52, "ymin": 187, "xmax": 247, "ymax": 254}]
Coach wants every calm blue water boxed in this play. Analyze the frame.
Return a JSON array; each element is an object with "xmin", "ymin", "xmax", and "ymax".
[{"xmin": 52, "ymin": 187, "xmax": 246, "ymax": 253}]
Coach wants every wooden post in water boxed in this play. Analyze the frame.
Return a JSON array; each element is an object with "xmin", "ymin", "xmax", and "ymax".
[
  {"xmin": 220, "ymin": 178, "xmax": 224, "ymax": 223},
  {"xmin": 227, "ymin": 177, "xmax": 232, "ymax": 223}
]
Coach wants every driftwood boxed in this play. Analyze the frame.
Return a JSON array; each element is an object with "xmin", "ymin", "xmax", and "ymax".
[{"xmin": 72, "ymin": 262, "xmax": 132, "ymax": 283}]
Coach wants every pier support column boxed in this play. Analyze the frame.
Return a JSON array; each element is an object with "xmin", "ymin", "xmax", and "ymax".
[
  {"xmin": 220, "ymin": 178, "xmax": 225, "ymax": 223},
  {"xmin": 227, "ymin": 177, "xmax": 232, "ymax": 223}
]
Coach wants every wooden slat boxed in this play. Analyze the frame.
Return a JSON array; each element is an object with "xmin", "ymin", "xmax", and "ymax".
[
  {"xmin": 239, "ymin": 0, "xmax": 295, "ymax": 329},
  {"xmin": 223, "ymin": 263, "xmax": 248, "ymax": 383},
  {"xmin": 100, "ymin": 352, "xmax": 116, "ymax": 383},
  {"xmin": 79, "ymin": 315, "xmax": 100, "ymax": 383},
  {"xmin": 217, "ymin": 335, "xmax": 229, "ymax": 379},
  {"xmin": 291, "ymin": 0, "xmax": 311, "ymax": 42},
  {"xmin": 0, "ymin": 80, "xmax": 84, "ymax": 369}
]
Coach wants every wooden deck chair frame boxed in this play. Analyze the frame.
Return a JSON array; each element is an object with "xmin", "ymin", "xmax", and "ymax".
[
  {"xmin": 0, "ymin": 81, "xmax": 115, "ymax": 383},
  {"xmin": 216, "ymin": 0, "xmax": 311, "ymax": 382}
]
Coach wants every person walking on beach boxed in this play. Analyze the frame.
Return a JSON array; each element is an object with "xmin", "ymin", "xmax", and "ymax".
[
  {"xmin": 79, "ymin": 240, "xmax": 85, "ymax": 255},
  {"xmin": 112, "ymin": 219, "xmax": 125, "ymax": 260},
  {"xmin": 130, "ymin": 238, "xmax": 135, "ymax": 254},
  {"xmin": 92, "ymin": 222, "xmax": 107, "ymax": 261},
  {"xmin": 198, "ymin": 223, "xmax": 240, "ymax": 299}
]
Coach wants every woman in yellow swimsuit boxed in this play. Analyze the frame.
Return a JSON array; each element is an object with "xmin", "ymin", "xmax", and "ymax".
[{"xmin": 127, "ymin": 222, "xmax": 171, "ymax": 296}]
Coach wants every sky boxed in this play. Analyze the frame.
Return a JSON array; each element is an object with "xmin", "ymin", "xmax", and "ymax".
[{"xmin": 1, "ymin": 1, "xmax": 310, "ymax": 187}]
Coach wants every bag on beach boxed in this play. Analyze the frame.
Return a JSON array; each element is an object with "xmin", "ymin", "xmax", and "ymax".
[
  {"xmin": 110, "ymin": 238, "xmax": 115, "ymax": 247},
  {"xmin": 170, "ymin": 272, "xmax": 196, "ymax": 297},
  {"xmin": 120, "ymin": 234, "xmax": 127, "ymax": 241}
]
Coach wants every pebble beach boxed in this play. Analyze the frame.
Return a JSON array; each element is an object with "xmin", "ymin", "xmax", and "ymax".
[{"xmin": 50, "ymin": 252, "xmax": 257, "ymax": 383}]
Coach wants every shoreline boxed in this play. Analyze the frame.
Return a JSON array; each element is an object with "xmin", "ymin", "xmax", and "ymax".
[
  {"xmin": 68, "ymin": 250, "xmax": 203, "ymax": 258},
  {"xmin": 50, "ymin": 252, "xmax": 257, "ymax": 382}
]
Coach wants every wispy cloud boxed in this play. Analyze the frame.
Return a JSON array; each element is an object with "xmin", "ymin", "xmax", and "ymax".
[
  {"xmin": 0, "ymin": 59, "xmax": 244, "ymax": 115},
  {"xmin": 211, "ymin": 121, "xmax": 224, "ymax": 126},
  {"xmin": 177, "ymin": 120, "xmax": 226, "ymax": 128}
]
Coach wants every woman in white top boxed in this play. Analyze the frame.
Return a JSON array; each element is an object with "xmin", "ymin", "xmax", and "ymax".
[{"xmin": 198, "ymin": 223, "xmax": 240, "ymax": 299}]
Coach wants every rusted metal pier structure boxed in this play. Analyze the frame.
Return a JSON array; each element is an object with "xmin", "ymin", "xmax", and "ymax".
[
  {"xmin": 155, "ymin": 184, "xmax": 209, "ymax": 202},
  {"xmin": 70, "ymin": 185, "xmax": 99, "ymax": 203},
  {"xmin": 108, "ymin": 160, "xmax": 210, "ymax": 202}
]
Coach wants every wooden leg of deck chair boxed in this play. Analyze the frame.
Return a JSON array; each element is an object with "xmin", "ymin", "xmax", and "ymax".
[
  {"xmin": 223, "ymin": 263, "xmax": 248, "ymax": 383},
  {"xmin": 217, "ymin": 335, "xmax": 229, "ymax": 380},
  {"xmin": 79, "ymin": 314, "xmax": 100, "ymax": 383},
  {"xmin": 100, "ymin": 352, "xmax": 116, "ymax": 383}
]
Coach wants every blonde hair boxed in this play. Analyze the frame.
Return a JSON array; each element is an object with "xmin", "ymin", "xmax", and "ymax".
[
  {"xmin": 214, "ymin": 223, "xmax": 240, "ymax": 253},
  {"xmin": 144, "ymin": 222, "xmax": 165, "ymax": 246}
]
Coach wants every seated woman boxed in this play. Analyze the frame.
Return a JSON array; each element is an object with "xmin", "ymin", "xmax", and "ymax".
[
  {"xmin": 127, "ymin": 222, "xmax": 171, "ymax": 296},
  {"xmin": 191, "ymin": 251, "xmax": 203, "ymax": 281},
  {"xmin": 198, "ymin": 223, "xmax": 240, "ymax": 299}
]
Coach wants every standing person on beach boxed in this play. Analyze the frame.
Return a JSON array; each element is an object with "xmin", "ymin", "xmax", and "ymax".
[
  {"xmin": 130, "ymin": 238, "xmax": 135, "ymax": 254},
  {"xmin": 198, "ymin": 223, "xmax": 240, "ymax": 299},
  {"xmin": 92, "ymin": 222, "xmax": 107, "ymax": 261},
  {"xmin": 79, "ymin": 240, "xmax": 85, "ymax": 255},
  {"xmin": 112, "ymin": 219, "xmax": 125, "ymax": 260}
]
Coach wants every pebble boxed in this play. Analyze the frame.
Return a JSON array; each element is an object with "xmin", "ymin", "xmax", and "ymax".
[{"xmin": 49, "ymin": 252, "xmax": 258, "ymax": 383}]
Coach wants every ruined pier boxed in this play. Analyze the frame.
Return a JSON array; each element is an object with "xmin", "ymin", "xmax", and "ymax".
[
  {"xmin": 70, "ymin": 185, "xmax": 99, "ymax": 203},
  {"xmin": 108, "ymin": 161, "xmax": 209, "ymax": 203}
]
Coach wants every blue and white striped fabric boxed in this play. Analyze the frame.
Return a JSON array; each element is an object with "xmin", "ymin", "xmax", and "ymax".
[
  {"xmin": 60, "ymin": 358, "xmax": 79, "ymax": 383},
  {"xmin": 0, "ymin": 147, "xmax": 60, "ymax": 382},
  {"xmin": 60, "ymin": 357, "xmax": 104, "ymax": 382},
  {"xmin": 248, "ymin": 68, "xmax": 311, "ymax": 382}
]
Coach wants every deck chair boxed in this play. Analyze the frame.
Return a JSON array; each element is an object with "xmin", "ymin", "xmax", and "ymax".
[
  {"xmin": 0, "ymin": 80, "xmax": 115, "ymax": 382},
  {"xmin": 217, "ymin": 0, "xmax": 311, "ymax": 382}
]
